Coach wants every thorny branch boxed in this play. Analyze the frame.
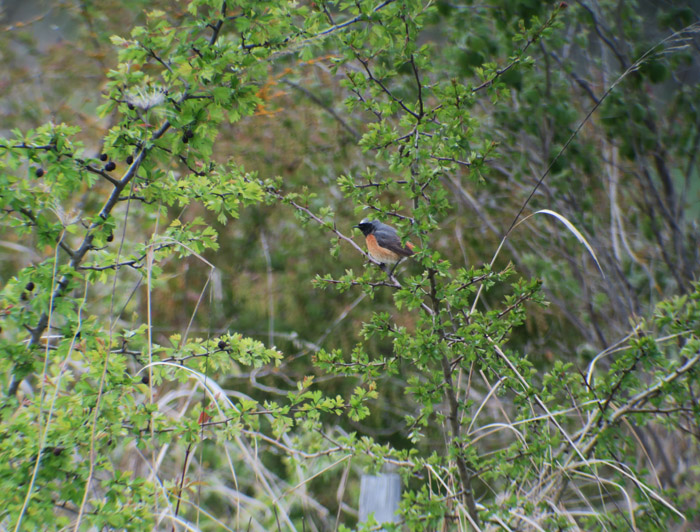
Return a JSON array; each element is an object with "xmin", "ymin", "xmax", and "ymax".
[
  {"xmin": 4, "ymin": 5, "xmax": 234, "ymax": 396},
  {"xmin": 428, "ymin": 268, "xmax": 481, "ymax": 526}
]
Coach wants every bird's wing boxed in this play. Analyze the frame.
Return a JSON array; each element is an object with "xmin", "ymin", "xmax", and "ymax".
[{"xmin": 374, "ymin": 226, "xmax": 415, "ymax": 257}]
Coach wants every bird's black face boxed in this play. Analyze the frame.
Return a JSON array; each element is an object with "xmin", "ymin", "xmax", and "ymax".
[{"xmin": 354, "ymin": 220, "xmax": 375, "ymax": 236}]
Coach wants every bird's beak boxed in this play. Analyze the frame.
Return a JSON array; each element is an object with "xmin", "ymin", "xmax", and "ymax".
[{"xmin": 353, "ymin": 224, "xmax": 360, "ymax": 229}]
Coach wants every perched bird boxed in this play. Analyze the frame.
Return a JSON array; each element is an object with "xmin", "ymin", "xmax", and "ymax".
[{"xmin": 354, "ymin": 218, "xmax": 414, "ymax": 274}]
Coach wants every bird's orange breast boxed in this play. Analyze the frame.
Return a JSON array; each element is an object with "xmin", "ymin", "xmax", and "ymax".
[{"xmin": 366, "ymin": 234, "xmax": 401, "ymax": 264}]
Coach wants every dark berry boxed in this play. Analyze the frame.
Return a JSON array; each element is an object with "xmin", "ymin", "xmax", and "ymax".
[
  {"xmin": 99, "ymin": 153, "xmax": 108, "ymax": 161},
  {"xmin": 182, "ymin": 135, "xmax": 189, "ymax": 144},
  {"xmin": 126, "ymin": 155, "xmax": 134, "ymax": 164},
  {"xmin": 106, "ymin": 232, "xmax": 114, "ymax": 242},
  {"xmin": 217, "ymin": 340, "xmax": 227, "ymax": 350},
  {"xmin": 25, "ymin": 281, "xmax": 35, "ymax": 292},
  {"xmin": 141, "ymin": 374, "xmax": 150, "ymax": 385},
  {"xmin": 185, "ymin": 128, "xmax": 194, "ymax": 139},
  {"xmin": 35, "ymin": 167, "xmax": 45, "ymax": 178},
  {"xmin": 52, "ymin": 447, "xmax": 64, "ymax": 456},
  {"xmin": 104, "ymin": 161, "xmax": 116, "ymax": 172}
]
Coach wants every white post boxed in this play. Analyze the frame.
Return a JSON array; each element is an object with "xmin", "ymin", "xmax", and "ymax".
[{"xmin": 358, "ymin": 473, "xmax": 401, "ymax": 528}]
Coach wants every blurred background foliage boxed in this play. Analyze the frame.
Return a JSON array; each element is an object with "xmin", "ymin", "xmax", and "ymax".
[{"xmin": 1, "ymin": 0, "xmax": 699, "ymax": 530}]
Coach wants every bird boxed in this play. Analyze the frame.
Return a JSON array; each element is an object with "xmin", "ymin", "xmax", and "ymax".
[{"xmin": 354, "ymin": 218, "xmax": 415, "ymax": 274}]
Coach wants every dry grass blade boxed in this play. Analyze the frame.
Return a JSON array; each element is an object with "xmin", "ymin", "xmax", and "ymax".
[
  {"xmin": 138, "ymin": 362, "xmax": 239, "ymax": 414},
  {"xmin": 515, "ymin": 209, "xmax": 605, "ymax": 278}
]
